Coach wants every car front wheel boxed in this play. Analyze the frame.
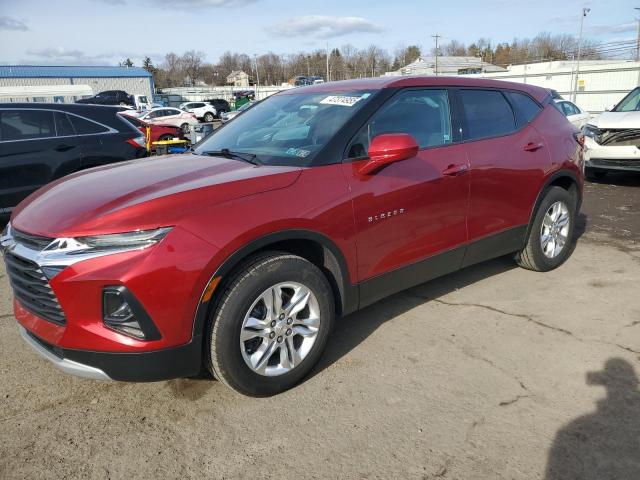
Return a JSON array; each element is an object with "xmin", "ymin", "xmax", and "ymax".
[
  {"xmin": 206, "ymin": 252, "xmax": 334, "ymax": 396},
  {"xmin": 516, "ymin": 186, "xmax": 576, "ymax": 272}
]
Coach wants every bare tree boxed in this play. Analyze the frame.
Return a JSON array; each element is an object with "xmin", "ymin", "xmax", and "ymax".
[{"xmin": 181, "ymin": 50, "xmax": 206, "ymax": 86}]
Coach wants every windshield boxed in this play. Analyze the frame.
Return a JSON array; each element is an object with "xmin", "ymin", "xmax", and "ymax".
[
  {"xmin": 194, "ymin": 90, "xmax": 375, "ymax": 166},
  {"xmin": 613, "ymin": 87, "xmax": 640, "ymax": 112}
]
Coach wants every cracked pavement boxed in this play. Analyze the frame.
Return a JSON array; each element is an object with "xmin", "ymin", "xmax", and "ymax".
[{"xmin": 1, "ymin": 173, "xmax": 639, "ymax": 479}]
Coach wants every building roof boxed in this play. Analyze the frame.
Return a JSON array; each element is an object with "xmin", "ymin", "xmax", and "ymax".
[
  {"xmin": 390, "ymin": 56, "xmax": 506, "ymax": 76},
  {"xmin": 0, "ymin": 65, "xmax": 152, "ymax": 78}
]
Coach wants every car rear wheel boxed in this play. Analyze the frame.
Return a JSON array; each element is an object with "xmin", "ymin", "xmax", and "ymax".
[
  {"xmin": 516, "ymin": 186, "xmax": 576, "ymax": 272},
  {"xmin": 205, "ymin": 252, "xmax": 334, "ymax": 396},
  {"xmin": 203, "ymin": 112, "xmax": 215, "ymax": 122}
]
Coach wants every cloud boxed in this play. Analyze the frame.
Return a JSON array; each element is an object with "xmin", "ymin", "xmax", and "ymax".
[
  {"xmin": 268, "ymin": 15, "xmax": 383, "ymax": 39},
  {"xmin": 587, "ymin": 22, "xmax": 636, "ymax": 35},
  {"xmin": 91, "ymin": 0, "xmax": 256, "ymax": 5},
  {"xmin": 152, "ymin": 0, "xmax": 258, "ymax": 6},
  {"xmin": 0, "ymin": 16, "xmax": 29, "ymax": 31},
  {"xmin": 23, "ymin": 47, "xmax": 163, "ymax": 66},
  {"xmin": 26, "ymin": 47, "xmax": 112, "ymax": 65}
]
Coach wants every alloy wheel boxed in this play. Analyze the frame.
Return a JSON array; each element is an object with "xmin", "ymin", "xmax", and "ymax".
[
  {"xmin": 239, "ymin": 282, "xmax": 320, "ymax": 377},
  {"xmin": 540, "ymin": 201, "xmax": 570, "ymax": 259}
]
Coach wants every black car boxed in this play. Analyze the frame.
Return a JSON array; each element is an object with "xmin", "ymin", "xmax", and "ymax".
[
  {"xmin": 203, "ymin": 98, "xmax": 231, "ymax": 116},
  {"xmin": 0, "ymin": 103, "xmax": 147, "ymax": 214},
  {"xmin": 76, "ymin": 90, "xmax": 132, "ymax": 106}
]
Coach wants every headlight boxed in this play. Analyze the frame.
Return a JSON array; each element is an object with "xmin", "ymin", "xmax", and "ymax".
[
  {"xmin": 582, "ymin": 124, "xmax": 601, "ymax": 143},
  {"xmin": 42, "ymin": 226, "xmax": 173, "ymax": 257},
  {"xmin": 77, "ymin": 227, "xmax": 173, "ymax": 250}
]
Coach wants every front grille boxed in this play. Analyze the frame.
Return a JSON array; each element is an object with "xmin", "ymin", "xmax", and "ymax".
[
  {"xmin": 590, "ymin": 158, "xmax": 640, "ymax": 168},
  {"xmin": 11, "ymin": 228, "xmax": 53, "ymax": 250},
  {"xmin": 3, "ymin": 252, "xmax": 66, "ymax": 325},
  {"xmin": 600, "ymin": 129, "xmax": 640, "ymax": 147}
]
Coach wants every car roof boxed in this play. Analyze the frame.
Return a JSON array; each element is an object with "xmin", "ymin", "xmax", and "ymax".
[
  {"xmin": 279, "ymin": 76, "xmax": 549, "ymax": 103},
  {"xmin": 0, "ymin": 102, "xmax": 127, "ymax": 111}
]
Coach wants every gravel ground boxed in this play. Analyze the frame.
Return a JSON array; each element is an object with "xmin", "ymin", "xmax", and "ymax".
[{"xmin": 1, "ymin": 174, "xmax": 639, "ymax": 480}]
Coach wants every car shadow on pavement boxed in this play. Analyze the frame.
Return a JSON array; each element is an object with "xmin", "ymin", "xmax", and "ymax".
[
  {"xmin": 311, "ymin": 221, "xmax": 588, "ymax": 382},
  {"xmin": 544, "ymin": 358, "xmax": 640, "ymax": 479},
  {"xmin": 310, "ymin": 254, "xmax": 518, "ymax": 379},
  {"xmin": 587, "ymin": 171, "xmax": 640, "ymax": 187}
]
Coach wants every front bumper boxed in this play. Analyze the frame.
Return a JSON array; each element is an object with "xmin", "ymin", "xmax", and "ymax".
[
  {"xmin": 19, "ymin": 325, "xmax": 203, "ymax": 381},
  {"xmin": 2, "ymin": 224, "xmax": 221, "ymax": 381},
  {"xmin": 584, "ymin": 137, "xmax": 640, "ymax": 171}
]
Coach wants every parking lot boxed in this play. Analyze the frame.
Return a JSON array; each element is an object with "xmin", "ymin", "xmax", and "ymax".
[{"xmin": 0, "ymin": 174, "xmax": 637, "ymax": 479}]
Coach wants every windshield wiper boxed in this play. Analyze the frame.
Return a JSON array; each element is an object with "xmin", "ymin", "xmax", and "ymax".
[{"xmin": 201, "ymin": 148, "xmax": 261, "ymax": 165}]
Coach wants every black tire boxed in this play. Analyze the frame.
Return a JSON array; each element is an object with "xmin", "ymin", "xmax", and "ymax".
[
  {"xmin": 203, "ymin": 112, "xmax": 215, "ymax": 122},
  {"xmin": 586, "ymin": 168, "xmax": 607, "ymax": 181},
  {"xmin": 205, "ymin": 252, "xmax": 334, "ymax": 396},
  {"xmin": 158, "ymin": 134, "xmax": 173, "ymax": 141},
  {"xmin": 181, "ymin": 123, "xmax": 190, "ymax": 134},
  {"xmin": 516, "ymin": 187, "xmax": 576, "ymax": 272}
]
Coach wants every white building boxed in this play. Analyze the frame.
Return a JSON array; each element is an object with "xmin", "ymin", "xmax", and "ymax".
[
  {"xmin": 386, "ymin": 56, "xmax": 506, "ymax": 76},
  {"xmin": 0, "ymin": 65, "xmax": 154, "ymax": 103},
  {"xmin": 468, "ymin": 60, "xmax": 640, "ymax": 113}
]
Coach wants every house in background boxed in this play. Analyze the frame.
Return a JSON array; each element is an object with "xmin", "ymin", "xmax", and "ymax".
[{"xmin": 226, "ymin": 70, "xmax": 250, "ymax": 87}]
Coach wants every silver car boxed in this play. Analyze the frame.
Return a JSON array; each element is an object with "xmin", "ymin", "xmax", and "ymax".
[{"xmin": 220, "ymin": 101, "xmax": 257, "ymax": 123}]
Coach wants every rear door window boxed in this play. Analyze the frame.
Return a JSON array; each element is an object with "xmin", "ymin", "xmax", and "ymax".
[
  {"xmin": 347, "ymin": 89, "xmax": 452, "ymax": 159},
  {"xmin": 69, "ymin": 114, "xmax": 110, "ymax": 134},
  {"xmin": 504, "ymin": 91, "xmax": 542, "ymax": 126},
  {"xmin": 0, "ymin": 109, "xmax": 55, "ymax": 141},
  {"xmin": 561, "ymin": 102, "xmax": 579, "ymax": 116},
  {"xmin": 54, "ymin": 112, "xmax": 76, "ymax": 137},
  {"xmin": 459, "ymin": 89, "xmax": 516, "ymax": 141}
]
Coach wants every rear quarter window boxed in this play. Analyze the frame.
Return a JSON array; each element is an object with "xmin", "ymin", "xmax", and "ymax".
[
  {"xmin": 504, "ymin": 91, "xmax": 542, "ymax": 126},
  {"xmin": 69, "ymin": 115, "xmax": 110, "ymax": 134},
  {"xmin": 459, "ymin": 89, "xmax": 516, "ymax": 141}
]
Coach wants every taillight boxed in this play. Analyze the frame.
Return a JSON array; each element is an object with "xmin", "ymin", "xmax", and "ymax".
[
  {"xmin": 573, "ymin": 132, "xmax": 585, "ymax": 147},
  {"xmin": 126, "ymin": 135, "xmax": 146, "ymax": 149}
]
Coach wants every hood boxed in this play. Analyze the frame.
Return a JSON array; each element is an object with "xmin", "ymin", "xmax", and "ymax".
[
  {"xmin": 590, "ymin": 111, "xmax": 640, "ymax": 129},
  {"xmin": 11, "ymin": 154, "xmax": 302, "ymax": 237}
]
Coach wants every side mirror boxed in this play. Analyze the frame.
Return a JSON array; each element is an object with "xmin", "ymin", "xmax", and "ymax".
[{"xmin": 359, "ymin": 133, "xmax": 419, "ymax": 175}]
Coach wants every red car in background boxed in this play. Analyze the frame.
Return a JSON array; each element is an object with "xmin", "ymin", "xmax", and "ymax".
[
  {"xmin": 2, "ymin": 77, "xmax": 583, "ymax": 396},
  {"xmin": 120, "ymin": 114, "xmax": 184, "ymax": 150}
]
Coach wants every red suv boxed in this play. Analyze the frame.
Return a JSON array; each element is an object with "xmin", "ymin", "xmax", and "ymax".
[{"xmin": 1, "ymin": 77, "xmax": 583, "ymax": 396}]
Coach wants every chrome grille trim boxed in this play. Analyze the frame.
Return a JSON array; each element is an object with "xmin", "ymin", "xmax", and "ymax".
[{"xmin": 3, "ymin": 251, "xmax": 66, "ymax": 325}]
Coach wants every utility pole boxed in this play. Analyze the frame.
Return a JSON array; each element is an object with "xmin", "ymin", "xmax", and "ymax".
[
  {"xmin": 432, "ymin": 34, "xmax": 441, "ymax": 75},
  {"xmin": 326, "ymin": 43, "xmax": 330, "ymax": 81},
  {"xmin": 573, "ymin": 7, "xmax": 590, "ymax": 102},
  {"xmin": 635, "ymin": 8, "xmax": 640, "ymax": 62},
  {"xmin": 253, "ymin": 54, "xmax": 260, "ymax": 89}
]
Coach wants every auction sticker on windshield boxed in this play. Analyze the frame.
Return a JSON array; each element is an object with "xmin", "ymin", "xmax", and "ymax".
[{"xmin": 320, "ymin": 95, "xmax": 363, "ymax": 107}]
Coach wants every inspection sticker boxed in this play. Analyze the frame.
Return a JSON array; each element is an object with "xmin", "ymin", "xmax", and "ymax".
[
  {"xmin": 286, "ymin": 147, "xmax": 311, "ymax": 158},
  {"xmin": 320, "ymin": 95, "xmax": 363, "ymax": 107}
]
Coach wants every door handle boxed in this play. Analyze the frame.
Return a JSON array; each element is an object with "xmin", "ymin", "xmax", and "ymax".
[
  {"xmin": 442, "ymin": 163, "xmax": 469, "ymax": 176},
  {"xmin": 523, "ymin": 142, "xmax": 544, "ymax": 152},
  {"xmin": 55, "ymin": 144, "xmax": 76, "ymax": 152}
]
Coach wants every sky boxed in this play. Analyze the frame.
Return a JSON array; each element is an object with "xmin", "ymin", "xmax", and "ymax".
[{"xmin": 0, "ymin": 0, "xmax": 637, "ymax": 66}]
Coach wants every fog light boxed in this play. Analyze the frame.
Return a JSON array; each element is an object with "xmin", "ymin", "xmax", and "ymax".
[{"xmin": 102, "ymin": 287, "xmax": 161, "ymax": 341}]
